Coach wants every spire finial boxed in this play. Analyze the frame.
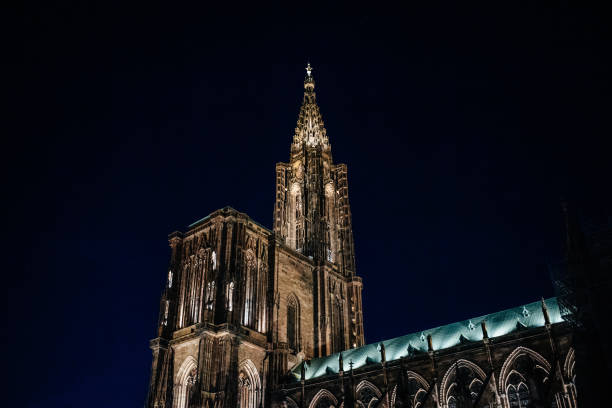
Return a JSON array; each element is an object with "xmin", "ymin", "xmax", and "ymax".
[{"xmin": 303, "ymin": 61, "xmax": 315, "ymax": 92}]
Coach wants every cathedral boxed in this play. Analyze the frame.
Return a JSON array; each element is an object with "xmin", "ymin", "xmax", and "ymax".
[{"xmin": 146, "ymin": 65, "xmax": 577, "ymax": 408}]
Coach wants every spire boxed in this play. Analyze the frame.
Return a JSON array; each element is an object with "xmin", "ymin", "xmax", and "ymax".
[{"xmin": 293, "ymin": 62, "xmax": 329, "ymax": 149}]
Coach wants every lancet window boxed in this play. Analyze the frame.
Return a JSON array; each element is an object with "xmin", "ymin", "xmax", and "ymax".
[
  {"xmin": 243, "ymin": 251, "xmax": 256, "ymax": 327},
  {"xmin": 162, "ymin": 300, "xmax": 169, "ymax": 326},
  {"xmin": 331, "ymin": 295, "xmax": 344, "ymax": 352},
  {"xmin": 178, "ymin": 247, "xmax": 211, "ymax": 328},
  {"xmin": 175, "ymin": 357, "xmax": 197, "ymax": 408},
  {"xmin": 507, "ymin": 383, "xmax": 530, "ymax": 408},
  {"xmin": 237, "ymin": 360, "xmax": 261, "ymax": 408},
  {"xmin": 287, "ymin": 295, "xmax": 300, "ymax": 351},
  {"xmin": 226, "ymin": 281, "xmax": 234, "ymax": 311},
  {"xmin": 204, "ymin": 281, "xmax": 215, "ymax": 310}
]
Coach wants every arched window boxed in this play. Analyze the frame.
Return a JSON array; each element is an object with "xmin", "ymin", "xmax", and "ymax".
[
  {"xmin": 440, "ymin": 359, "xmax": 487, "ymax": 408},
  {"xmin": 500, "ymin": 347, "xmax": 550, "ymax": 408},
  {"xmin": 238, "ymin": 359, "xmax": 261, "ymax": 408},
  {"xmin": 447, "ymin": 396, "xmax": 457, "ymax": 408},
  {"xmin": 518, "ymin": 383, "xmax": 530, "ymax": 408},
  {"xmin": 243, "ymin": 251, "xmax": 256, "ymax": 327},
  {"xmin": 507, "ymin": 383, "xmax": 530, "ymax": 408},
  {"xmin": 331, "ymin": 296, "xmax": 344, "ymax": 353},
  {"xmin": 287, "ymin": 295, "xmax": 300, "ymax": 351},
  {"xmin": 356, "ymin": 380, "xmax": 381, "ymax": 407},
  {"xmin": 309, "ymin": 389, "xmax": 338, "ymax": 408},
  {"xmin": 205, "ymin": 281, "xmax": 215, "ymax": 310},
  {"xmin": 469, "ymin": 378, "xmax": 483, "ymax": 403},
  {"xmin": 175, "ymin": 356, "xmax": 197, "ymax": 408}
]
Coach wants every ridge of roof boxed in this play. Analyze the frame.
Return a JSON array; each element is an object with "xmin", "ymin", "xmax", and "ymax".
[
  {"xmin": 187, "ymin": 206, "xmax": 271, "ymax": 232},
  {"xmin": 291, "ymin": 297, "xmax": 563, "ymax": 381}
]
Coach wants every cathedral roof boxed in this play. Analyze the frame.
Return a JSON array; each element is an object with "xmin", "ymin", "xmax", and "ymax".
[{"xmin": 291, "ymin": 297, "xmax": 564, "ymax": 381}]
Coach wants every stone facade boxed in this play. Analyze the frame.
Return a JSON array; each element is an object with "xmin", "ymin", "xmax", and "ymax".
[{"xmin": 147, "ymin": 65, "xmax": 578, "ymax": 408}]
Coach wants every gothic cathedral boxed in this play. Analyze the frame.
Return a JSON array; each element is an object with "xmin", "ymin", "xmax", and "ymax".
[{"xmin": 147, "ymin": 66, "xmax": 577, "ymax": 408}]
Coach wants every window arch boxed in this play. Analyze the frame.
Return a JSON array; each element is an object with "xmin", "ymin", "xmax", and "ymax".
[
  {"xmin": 308, "ymin": 389, "xmax": 338, "ymax": 408},
  {"xmin": 287, "ymin": 294, "xmax": 300, "ymax": 351},
  {"xmin": 499, "ymin": 346, "xmax": 550, "ymax": 394},
  {"xmin": 507, "ymin": 382, "xmax": 530, "ymax": 408},
  {"xmin": 174, "ymin": 356, "xmax": 197, "ymax": 408},
  {"xmin": 238, "ymin": 359, "xmax": 261, "ymax": 408},
  {"xmin": 499, "ymin": 347, "xmax": 551, "ymax": 408},
  {"xmin": 356, "ymin": 380, "xmax": 381, "ymax": 407},
  {"xmin": 440, "ymin": 359, "xmax": 486, "ymax": 405},
  {"xmin": 242, "ymin": 250, "xmax": 256, "ymax": 327},
  {"xmin": 331, "ymin": 295, "xmax": 344, "ymax": 353}
]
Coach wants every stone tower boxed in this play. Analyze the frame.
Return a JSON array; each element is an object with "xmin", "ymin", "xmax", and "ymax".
[{"xmin": 147, "ymin": 64, "xmax": 364, "ymax": 408}]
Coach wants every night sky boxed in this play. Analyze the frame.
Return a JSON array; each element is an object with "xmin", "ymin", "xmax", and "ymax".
[{"xmin": 7, "ymin": 2, "xmax": 611, "ymax": 407}]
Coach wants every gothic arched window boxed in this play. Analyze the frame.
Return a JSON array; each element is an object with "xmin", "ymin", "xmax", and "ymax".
[
  {"xmin": 507, "ymin": 383, "xmax": 530, "ymax": 408},
  {"xmin": 243, "ymin": 251, "xmax": 256, "ymax": 328},
  {"xmin": 287, "ymin": 295, "xmax": 300, "ymax": 351},
  {"xmin": 237, "ymin": 360, "xmax": 261, "ymax": 408},
  {"xmin": 331, "ymin": 296, "xmax": 344, "ymax": 353},
  {"xmin": 175, "ymin": 357, "xmax": 197, "ymax": 408},
  {"xmin": 357, "ymin": 386, "xmax": 379, "ymax": 406},
  {"xmin": 205, "ymin": 281, "xmax": 215, "ymax": 310},
  {"xmin": 518, "ymin": 383, "xmax": 530, "ymax": 408}
]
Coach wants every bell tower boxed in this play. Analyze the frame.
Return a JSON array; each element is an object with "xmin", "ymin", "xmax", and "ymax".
[{"xmin": 273, "ymin": 63, "xmax": 357, "ymax": 276}]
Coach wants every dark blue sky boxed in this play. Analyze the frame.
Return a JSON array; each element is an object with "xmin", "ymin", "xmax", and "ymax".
[{"xmin": 6, "ymin": 2, "xmax": 610, "ymax": 407}]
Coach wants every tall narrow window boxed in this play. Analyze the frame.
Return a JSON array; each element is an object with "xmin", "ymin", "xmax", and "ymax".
[
  {"xmin": 162, "ymin": 300, "xmax": 169, "ymax": 326},
  {"xmin": 211, "ymin": 251, "xmax": 217, "ymax": 270},
  {"xmin": 287, "ymin": 295, "xmax": 299, "ymax": 351},
  {"xmin": 205, "ymin": 281, "xmax": 215, "ymax": 310},
  {"xmin": 226, "ymin": 281, "xmax": 234, "ymax": 311},
  {"xmin": 517, "ymin": 383, "xmax": 530, "ymax": 408},
  {"xmin": 508, "ymin": 383, "xmax": 530, "ymax": 408},
  {"xmin": 243, "ymin": 252, "xmax": 256, "ymax": 327},
  {"xmin": 331, "ymin": 296, "xmax": 344, "ymax": 352},
  {"xmin": 168, "ymin": 270, "xmax": 173, "ymax": 288},
  {"xmin": 237, "ymin": 360, "xmax": 261, "ymax": 408}
]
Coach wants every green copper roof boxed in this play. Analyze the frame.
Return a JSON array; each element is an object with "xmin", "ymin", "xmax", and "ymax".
[
  {"xmin": 291, "ymin": 297, "xmax": 563, "ymax": 381},
  {"xmin": 188, "ymin": 214, "xmax": 212, "ymax": 228}
]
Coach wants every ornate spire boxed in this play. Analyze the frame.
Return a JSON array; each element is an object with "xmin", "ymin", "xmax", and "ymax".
[{"xmin": 293, "ymin": 62, "xmax": 329, "ymax": 149}]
